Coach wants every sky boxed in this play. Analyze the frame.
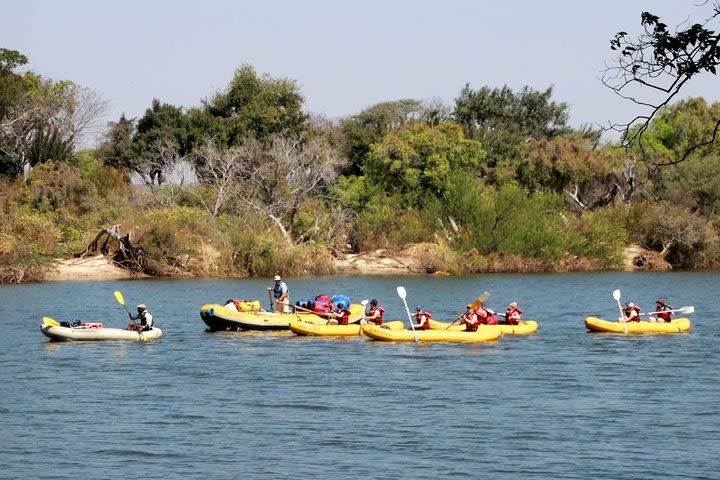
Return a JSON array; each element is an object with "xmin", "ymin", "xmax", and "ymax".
[{"xmin": 3, "ymin": 0, "xmax": 719, "ymax": 146}]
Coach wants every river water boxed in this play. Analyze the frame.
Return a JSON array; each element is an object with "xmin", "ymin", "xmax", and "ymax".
[{"xmin": 0, "ymin": 271, "xmax": 718, "ymax": 479}]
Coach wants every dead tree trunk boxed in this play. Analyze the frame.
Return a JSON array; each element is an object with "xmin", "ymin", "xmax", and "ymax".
[{"xmin": 78, "ymin": 224, "xmax": 145, "ymax": 272}]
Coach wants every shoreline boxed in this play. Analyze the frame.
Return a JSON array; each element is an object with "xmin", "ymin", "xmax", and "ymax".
[{"xmin": 40, "ymin": 245, "xmax": 674, "ymax": 283}]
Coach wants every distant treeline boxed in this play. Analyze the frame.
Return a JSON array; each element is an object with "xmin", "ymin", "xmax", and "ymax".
[{"xmin": 1, "ymin": 47, "xmax": 718, "ymax": 282}]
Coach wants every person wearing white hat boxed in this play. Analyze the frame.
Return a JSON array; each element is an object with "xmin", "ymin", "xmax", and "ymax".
[
  {"xmin": 620, "ymin": 301, "xmax": 641, "ymax": 323},
  {"xmin": 268, "ymin": 275, "xmax": 290, "ymax": 312},
  {"xmin": 127, "ymin": 304, "xmax": 154, "ymax": 331}
]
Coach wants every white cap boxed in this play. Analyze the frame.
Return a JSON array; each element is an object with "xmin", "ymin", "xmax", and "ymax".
[
  {"xmin": 628, "ymin": 302, "xmax": 635, "ymax": 308},
  {"xmin": 273, "ymin": 275, "xmax": 281, "ymax": 281},
  {"xmin": 137, "ymin": 304, "xmax": 146, "ymax": 310}
]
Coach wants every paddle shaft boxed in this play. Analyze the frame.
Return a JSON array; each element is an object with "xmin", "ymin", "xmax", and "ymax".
[{"xmin": 613, "ymin": 289, "xmax": 628, "ymax": 334}]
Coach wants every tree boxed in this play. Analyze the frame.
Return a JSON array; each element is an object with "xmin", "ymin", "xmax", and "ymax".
[
  {"xmin": 204, "ymin": 64, "xmax": 308, "ymax": 146},
  {"xmin": 365, "ymin": 120, "xmax": 486, "ymax": 207},
  {"xmin": 133, "ymin": 99, "xmax": 188, "ymax": 185},
  {"xmin": 516, "ymin": 136, "xmax": 638, "ymax": 211},
  {"xmin": 0, "ymin": 50, "xmax": 107, "ymax": 179},
  {"xmin": 339, "ymin": 99, "xmax": 453, "ymax": 176},
  {"xmin": 605, "ymin": 3, "xmax": 720, "ymax": 167},
  {"xmin": 98, "ymin": 113, "xmax": 136, "ymax": 173},
  {"xmin": 453, "ymin": 84, "xmax": 571, "ymax": 168}
]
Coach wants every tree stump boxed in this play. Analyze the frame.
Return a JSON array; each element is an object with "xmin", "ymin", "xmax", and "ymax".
[{"xmin": 79, "ymin": 224, "xmax": 145, "ymax": 272}]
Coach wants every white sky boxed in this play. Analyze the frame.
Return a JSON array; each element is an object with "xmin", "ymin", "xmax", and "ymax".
[{"xmin": 3, "ymin": 0, "xmax": 719, "ymax": 146}]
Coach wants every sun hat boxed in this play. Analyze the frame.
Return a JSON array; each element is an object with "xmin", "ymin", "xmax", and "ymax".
[{"xmin": 273, "ymin": 275, "xmax": 281, "ymax": 281}]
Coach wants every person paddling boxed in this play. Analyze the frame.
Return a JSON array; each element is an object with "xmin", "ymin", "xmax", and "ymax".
[
  {"xmin": 410, "ymin": 306, "xmax": 432, "ymax": 330},
  {"xmin": 504, "ymin": 302, "xmax": 523, "ymax": 325},
  {"xmin": 362, "ymin": 299, "xmax": 384, "ymax": 325},
  {"xmin": 268, "ymin": 275, "xmax": 290, "ymax": 313},
  {"xmin": 619, "ymin": 302, "xmax": 642, "ymax": 322},
  {"xmin": 459, "ymin": 304, "xmax": 481, "ymax": 331},
  {"xmin": 127, "ymin": 304, "xmax": 154, "ymax": 332},
  {"xmin": 649, "ymin": 298, "xmax": 673, "ymax": 323},
  {"xmin": 327, "ymin": 302, "xmax": 352, "ymax": 325},
  {"xmin": 475, "ymin": 301, "xmax": 499, "ymax": 325}
]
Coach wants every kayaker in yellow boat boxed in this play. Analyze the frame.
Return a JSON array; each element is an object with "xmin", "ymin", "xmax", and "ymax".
[
  {"xmin": 410, "ymin": 306, "xmax": 432, "ymax": 330},
  {"xmin": 648, "ymin": 298, "xmax": 673, "ymax": 323},
  {"xmin": 268, "ymin": 275, "xmax": 290, "ymax": 313},
  {"xmin": 361, "ymin": 299, "xmax": 385, "ymax": 325},
  {"xmin": 504, "ymin": 302, "xmax": 523, "ymax": 325},
  {"xmin": 459, "ymin": 304, "xmax": 481, "ymax": 331},
  {"xmin": 127, "ymin": 304, "xmax": 154, "ymax": 332},
  {"xmin": 618, "ymin": 302, "xmax": 642, "ymax": 322},
  {"xmin": 327, "ymin": 303, "xmax": 352, "ymax": 325}
]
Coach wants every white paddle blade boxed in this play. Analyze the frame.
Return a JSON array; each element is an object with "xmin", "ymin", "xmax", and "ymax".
[
  {"xmin": 612, "ymin": 289, "xmax": 621, "ymax": 301},
  {"xmin": 361, "ymin": 299, "xmax": 369, "ymax": 306},
  {"xmin": 683, "ymin": 306, "xmax": 695, "ymax": 314},
  {"xmin": 396, "ymin": 286, "xmax": 406, "ymax": 299}
]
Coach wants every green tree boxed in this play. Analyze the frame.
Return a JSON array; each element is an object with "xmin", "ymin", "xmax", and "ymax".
[
  {"xmin": 204, "ymin": 64, "xmax": 308, "ymax": 146},
  {"xmin": 365, "ymin": 120, "xmax": 486, "ymax": 207},
  {"xmin": 453, "ymin": 84, "xmax": 570, "ymax": 169},
  {"xmin": 340, "ymin": 99, "xmax": 426, "ymax": 175}
]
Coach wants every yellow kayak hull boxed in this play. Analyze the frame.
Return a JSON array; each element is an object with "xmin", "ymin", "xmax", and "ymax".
[
  {"xmin": 362, "ymin": 324, "xmax": 502, "ymax": 343},
  {"xmin": 584, "ymin": 317, "xmax": 691, "ymax": 334},
  {"xmin": 201, "ymin": 303, "xmax": 365, "ymax": 331},
  {"xmin": 289, "ymin": 319, "xmax": 404, "ymax": 337},
  {"xmin": 428, "ymin": 319, "xmax": 538, "ymax": 335}
]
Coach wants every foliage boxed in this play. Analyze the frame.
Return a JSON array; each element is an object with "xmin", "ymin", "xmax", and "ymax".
[
  {"xmin": 453, "ymin": 84, "xmax": 570, "ymax": 169},
  {"xmin": 365, "ymin": 121, "xmax": 486, "ymax": 207},
  {"xmin": 606, "ymin": 3, "xmax": 720, "ymax": 166},
  {"xmin": 204, "ymin": 64, "xmax": 308, "ymax": 145},
  {"xmin": 339, "ymin": 99, "xmax": 437, "ymax": 175}
]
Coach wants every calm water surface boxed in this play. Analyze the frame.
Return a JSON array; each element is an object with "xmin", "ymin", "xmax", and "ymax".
[{"xmin": 1, "ymin": 271, "xmax": 719, "ymax": 479}]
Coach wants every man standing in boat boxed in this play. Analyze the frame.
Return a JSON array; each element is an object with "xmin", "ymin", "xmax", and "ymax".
[{"xmin": 268, "ymin": 275, "xmax": 290, "ymax": 313}]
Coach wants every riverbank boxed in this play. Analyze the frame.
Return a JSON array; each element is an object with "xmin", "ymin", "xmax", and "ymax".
[{"xmin": 42, "ymin": 244, "xmax": 674, "ymax": 282}]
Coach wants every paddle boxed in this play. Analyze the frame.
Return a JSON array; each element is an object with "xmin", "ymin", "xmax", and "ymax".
[
  {"xmin": 613, "ymin": 289, "xmax": 627, "ymax": 334},
  {"xmin": 469, "ymin": 291, "xmax": 490, "ymax": 310},
  {"xmin": 396, "ymin": 286, "xmax": 418, "ymax": 343},
  {"xmin": 267, "ymin": 289, "xmax": 274, "ymax": 310},
  {"xmin": 642, "ymin": 306, "xmax": 695, "ymax": 316},
  {"xmin": 43, "ymin": 316, "xmax": 60, "ymax": 327},
  {"xmin": 114, "ymin": 290, "xmax": 138, "ymax": 329}
]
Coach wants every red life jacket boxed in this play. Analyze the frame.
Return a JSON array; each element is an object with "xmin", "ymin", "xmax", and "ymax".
[
  {"xmin": 477, "ymin": 307, "xmax": 495, "ymax": 324},
  {"xmin": 625, "ymin": 306, "xmax": 642, "ymax": 322},
  {"xmin": 505, "ymin": 307, "xmax": 523, "ymax": 325},
  {"xmin": 657, "ymin": 305, "xmax": 672, "ymax": 322},
  {"xmin": 417, "ymin": 311, "xmax": 431, "ymax": 330},
  {"xmin": 464, "ymin": 314, "xmax": 479, "ymax": 332},
  {"xmin": 368, "ymin": 306, "xmax": 384, "ymax": 325},
  {"xmin": 336, "ymin": 307, "xmax": 351, "ymax": 325}
]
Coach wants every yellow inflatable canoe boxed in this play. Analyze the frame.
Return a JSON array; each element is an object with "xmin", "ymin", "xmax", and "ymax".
[
  {"xmin": 428, "ymin": 319, "xmax": 538, "ymax": 335},
  {"xmin": 200, "ymin": 303, "xmax": 365, "ymax": 331},
  {"xmin": 584, "ymin": 317, "xmax": 691, "ymax": 334},
  {"xmin": 362, "ymin": 324, "xmax": 502, "ymax": 343},
  {"xmin": 289, "ymin": 319, "xmax": 404, "ymax": 336}
]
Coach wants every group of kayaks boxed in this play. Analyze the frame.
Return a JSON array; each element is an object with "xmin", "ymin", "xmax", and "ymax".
[
  {"xmin": 39, "ymin": 287, "xmax": 694, "ymax": 343},
  {"xmin": 200, "ymin": 301, "xmax": 535, "ymax": 342}
]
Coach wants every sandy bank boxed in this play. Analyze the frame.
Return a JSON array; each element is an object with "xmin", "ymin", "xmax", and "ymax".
[{"xmin": 45, "ymin": 255, "xmax": 144, "ymax": 281}]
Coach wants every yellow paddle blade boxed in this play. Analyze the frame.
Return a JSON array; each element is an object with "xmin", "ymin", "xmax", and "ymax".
[
  {"xmin": 113, "ymin": 290, "xmax": 125, "ymax": 306},
  {"xmin": 43, "ymin": 316, "xmax": 60, "ymax": 327},
  {"xmin": 469, "ymin": 291, "xmax": 490, "ymax": 309}
]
